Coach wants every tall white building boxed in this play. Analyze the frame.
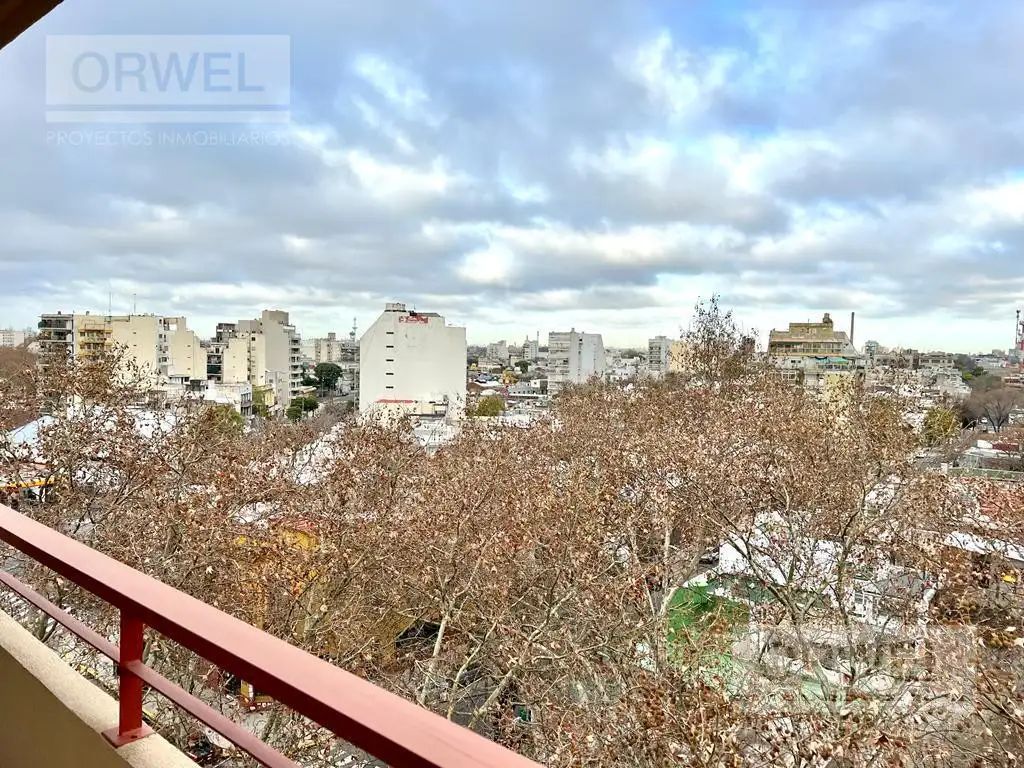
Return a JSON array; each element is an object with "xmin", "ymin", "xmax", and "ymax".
[
  {"xmin": 164, "ymin": 317, "xmax": 207, "ymax": 383},
  {"xmin": 523, "ymin": 336, "xmax": 539, "ymax": 361},
  {"xmin": 359, "ymin": 302, "xmax": 466, "ymax": 418},
  {"xmin": 547, "ymin": 330, "xmax": 607, "ymax": 395},
  {"xmin": 648, "ymin": 335, "xmax": 671, "ymax": 376},
  {"xmin": 0, "ymin": 329, "xmax": 27, "ymax": 347},
  {"xmin": 216, "ymin": 310, "xmax": 303, "ymax": 407}
]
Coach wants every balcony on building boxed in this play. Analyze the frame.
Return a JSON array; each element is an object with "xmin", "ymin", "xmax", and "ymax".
[
  {"xmin": 0, "ymin": 503, "xmax": 537, "ymax": 768},
  {"xmin": 39, "ymin": 316, "xmax": 72, "ymax": 331}
]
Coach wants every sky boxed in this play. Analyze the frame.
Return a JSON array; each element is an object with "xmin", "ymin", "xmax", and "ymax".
[{"xmin": 1, "ymin": 0, "xmax": 1023, "ymax": 352}]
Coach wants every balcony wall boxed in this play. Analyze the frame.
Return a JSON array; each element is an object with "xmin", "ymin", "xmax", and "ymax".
[{"xmin": 0, "ymin": 610, "xmax": 194, "ymax": 768}]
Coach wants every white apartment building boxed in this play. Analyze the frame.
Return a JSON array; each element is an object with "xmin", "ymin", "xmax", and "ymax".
[
  {"xmin": 359, "ymin": 302, "xmax": 466, "ymax": 419},
  {"xmin": 547, "ymin": 330, "xmax": 607, "ymax": 395},
  {"xmin": 216, "ymin": 310, "xmax": 303, "ymax": 408},
  {"xmin": 0, "ymin": 329, "xmax": 26, "ymax": 347},
  {"xmin": 647, "ymin": 335, "xmax": 671, "ymax": 376},
  {"xmin": 522, "ymin": 336, "xmax": 539, "ymax": 361},
  {"xmin": 164, "ymin": 317, "xmax": 207, "ymax": 383}
]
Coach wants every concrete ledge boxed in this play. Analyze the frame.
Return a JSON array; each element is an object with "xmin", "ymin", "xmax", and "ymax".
[{"xmin": 0, "ymin": 609, "xmax": 195, "ymax": 768}]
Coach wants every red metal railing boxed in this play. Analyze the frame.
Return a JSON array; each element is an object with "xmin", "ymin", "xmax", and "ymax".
[{"xmin": 0, "ymin": 503, "xmax": 540, "ymax": 768}]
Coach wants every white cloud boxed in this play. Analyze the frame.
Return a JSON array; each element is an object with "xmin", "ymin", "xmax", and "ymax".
[
  {"xmin": 457, "ymin": 242, "xmax": 516, "ymax": 285},
  {"xmin": 351, "ymin": 54, "xmax": 442, "ymax": 126},
  {"xmin": 618, "ymin": 31, "xmax": 737, "ymax": 123},
  {"xmin": 344, "ymin": 150, "xmax": 467, "ymax": 200},
  {"xmin": 570, "ymin": 136, "xmax": 676, "ymax": 186}
]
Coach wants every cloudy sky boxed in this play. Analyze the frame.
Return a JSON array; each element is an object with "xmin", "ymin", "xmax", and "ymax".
[{"xmin": 2, "ymin": 0, "xmax": 1023, "ymax": 352}]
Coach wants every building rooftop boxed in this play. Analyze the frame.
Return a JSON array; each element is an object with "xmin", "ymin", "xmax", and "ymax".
[{"xmin": 769, "ymin": 313, "xmax": 852, "ymax": 345}]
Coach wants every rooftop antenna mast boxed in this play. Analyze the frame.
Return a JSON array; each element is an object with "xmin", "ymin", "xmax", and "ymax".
[
  {"xmin": 1017, "ymin": 309, "xmax": 1024, "ymax": 371},
  {"xmin": 350, "ymin": 316, "xmax": 357, "ymax": 342}
]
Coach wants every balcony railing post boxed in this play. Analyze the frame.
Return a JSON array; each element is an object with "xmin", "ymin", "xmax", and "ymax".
[{"xmin": 103, "ymin": 611, "xmax": 153, "ymax": 747}]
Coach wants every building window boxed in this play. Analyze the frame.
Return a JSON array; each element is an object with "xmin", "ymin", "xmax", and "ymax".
[
  {"xmin": 385, "ymin": 358, "xmax": 394, "ymax": 362},
  {"xmin": 385, "ymin": 372, "xmax": 394, "ymax": 376},
  {"xmin": 386, "ymin": 385, "xmax": 394, "ymax": 390}
]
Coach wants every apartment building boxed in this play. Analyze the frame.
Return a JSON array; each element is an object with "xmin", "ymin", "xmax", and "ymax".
[
  {"xmin": 37, "ymin": 312, "xmax": 205, "ymax": 385},
  {"xmin": 547, "ymin": 330, "xmax": 607, "ymax": 395},
  {"xmin": 522, "ymin": 336, "xmax": 539, "ymax": 361},
  {"xmin": 37, "ymin": 312, "xmax": 74, "ymax": 361},
  {"xmin": 768, "ymin": 313, "xmax": 865, "ymax": 395},
  {"xmin": 767, "ymin": 313, "xmax": 857, "ymax": 358},
  {"xmin": 647, "ymin": 335, "xmax": 671, "ymax": 376},
  {"xmin": 303, "ymin": 331, "xmax": 360, "ymax": 388},
  {"xmin": 213, "ymin": 310, "xmax": 303, "ymax": 408},
  {"xmin": 874, "ymin": 348, "xmax": 920, "ymax": 369},
  {"xmin": 303, "ymin": 332, "xmax": 353, "ymax": 365},
  {"xmin": 918, "ymin": 352, "xmax": 956, "ymax": 372},
  {"xmin": 359, "ymin": 302, "xmax": 466, "ymax": 418},
  {"xmin": 164, "ymin": 317, "xmax": 207, "ymax": 383},
  {"xmin": 486, "ymin": 340, "xmax": 509, "ymax": 363},
  {"xmin": 0, "ymin": 329, "xmax": 26, "ymax": 347}
]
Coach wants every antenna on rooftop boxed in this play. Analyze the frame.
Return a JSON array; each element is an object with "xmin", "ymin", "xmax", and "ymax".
[
  {"xmin": 350, "ymin": 316, "xmax": 357, "ymax": 342},
  {"xmin": 132, "ymin": 293, "xmax": 137, "ymax": 315}
]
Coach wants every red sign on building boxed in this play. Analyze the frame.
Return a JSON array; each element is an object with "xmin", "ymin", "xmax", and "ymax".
[{"xmin": 398, "ymin": 315, "xmax": 429, "ymax": 324}]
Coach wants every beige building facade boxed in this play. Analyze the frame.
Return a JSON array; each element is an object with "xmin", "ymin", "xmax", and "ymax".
[
  {"xmin": 38, "ymin": 313, "xmax": 207, "ymax": 387},
  {"xmin": 767, "ymin": 313, "xmax": 856, "ymax": 358},
  {"xmin": 215, "ymin": 310, "xmax": 303, "ymax": 408}
]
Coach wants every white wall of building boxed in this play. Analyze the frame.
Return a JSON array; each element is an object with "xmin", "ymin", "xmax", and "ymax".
[
  {"xmin": 221, "ymin": 337, "xmax": 250, "ymax": 385},
  {"xmin": 107, "ymin": 315, "xmax": 166, "ymax": 384},
  {"xmin": 165, "ymin": 317, "xmax": 207, "ymax": 381},
  {"xmin": 359, "ymin": 303, "xmax": 466, "ymax": 417},
  {"xmin": 0, "ymin": 330, "xmax": 27, "ymax": 347},
  {"xmin": 548, "ymin": 330, "xmax": 607, "ymax": 394}
]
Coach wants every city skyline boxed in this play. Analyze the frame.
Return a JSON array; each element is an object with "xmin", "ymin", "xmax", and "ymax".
[
  {"xmin": 7, "ymin": 303, "xmax": 1019, "ymax": 355},
  {"xmin": 2, "ymin": 1, "xmax": 1023, "ymax": 352}
]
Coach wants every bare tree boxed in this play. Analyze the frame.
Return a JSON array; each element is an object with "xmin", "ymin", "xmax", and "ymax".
[
  {"xmin": 675, "ymin": 294, "xmax": 758, "ymax": 387},
  {"xmin": 966, "ymin": 387, "xmax": 1022, "ymax": 433},
  {"xmin": 0, "ymin": 344, "xmax": 38, "ymax": 432}
]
